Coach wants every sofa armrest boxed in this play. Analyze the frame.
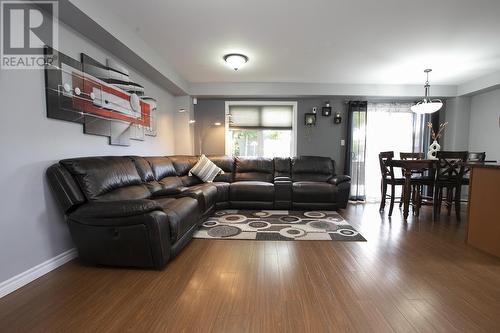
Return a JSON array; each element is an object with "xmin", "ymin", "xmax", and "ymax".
[
  {"xmin": 151, "ymin": 187, "xmax": 188, "ymax": 197},
  {"xmin": 68, "ymin": 210, "xmax": 171, "ymax": 269},
  {"xmin": 70, "ymin": 199, "xmax": 162, "ymax": 220},
  {"xmin": 329, "ymin": 175, "xmax": 351, "ymax": 185},
  {"xmin": 274, "ymin": 178, "xmax": 292, "ymax": 210}
]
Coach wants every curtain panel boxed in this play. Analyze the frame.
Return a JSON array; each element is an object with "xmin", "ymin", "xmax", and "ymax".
[{"xmin": 344, "ymin": 101, "xmax": 368, "ymax": 201}]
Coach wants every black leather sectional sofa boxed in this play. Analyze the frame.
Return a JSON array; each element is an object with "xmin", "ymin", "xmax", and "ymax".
[{"xmin": 47, "ymin": 155, "xmax": 351, "ymax": 269}]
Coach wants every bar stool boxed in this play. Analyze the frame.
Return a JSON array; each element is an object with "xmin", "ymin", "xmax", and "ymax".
[
  {"xmin": 462, "ymin": 152, "xmax": 486, "ymax": 186},
  {"xmin": 400, "ymin": 152, "xmax": 433, "ymax": 216},
  {"xmin": 433, "ymin": 151, "xmax": 468, "ymax": 220},
  {"xmin": 379, "ymin": 151, "xmax": 405, "ymax": 216}
]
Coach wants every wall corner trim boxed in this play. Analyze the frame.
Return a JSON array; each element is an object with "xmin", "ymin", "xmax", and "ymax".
[{"xmin": 0, "ymin": 248, "xmax": 77, "ymax": 299}]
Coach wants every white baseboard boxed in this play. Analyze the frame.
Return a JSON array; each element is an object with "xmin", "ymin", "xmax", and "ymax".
[{"xmin": 0, "ymin": 248, "xmax": 77, "ymax": 299}]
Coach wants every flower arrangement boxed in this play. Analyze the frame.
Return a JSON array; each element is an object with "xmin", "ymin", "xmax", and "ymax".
[{"xmin": 427, "ymin": 121, "xmax": 448, "ymax": 141}]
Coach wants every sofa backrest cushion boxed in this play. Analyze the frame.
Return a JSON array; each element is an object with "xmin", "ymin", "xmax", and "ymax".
[
  {"xmin": 128, "ymin": 156, "xmax": 162, "ymax": 193},
  {"xmin": 144, "ymin": 157, "xmax": 177, "ymax": 180},
  {"xmin": 274, "ymin": 157, "xmax": 291, "ymax": 178},
  {"xmin": 292, "ymin": 156, "xmax": 335, "ymax": 182},
  {"xmin": 168, "ymin": 155, "xmax": 203, "ymax": 186},
  {"xmin": 140, "ymin": 156, "xmax": 183, "ymax": 191},
  {"xmin": 60, "ymin": 156, "xmax": 150, "ymax": 201},
  {"xmin": 207, "ymin": 155, "xmax": 235, "ymax": 182},
  {"xmin": 235, "ymin": 157, "xmax": 274, "ymax": 183}
]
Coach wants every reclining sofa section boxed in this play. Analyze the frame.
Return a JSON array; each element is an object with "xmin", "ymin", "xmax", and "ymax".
[{"xmin": 47, "ymin": 155, "xmax": 351, "ymax": 269}]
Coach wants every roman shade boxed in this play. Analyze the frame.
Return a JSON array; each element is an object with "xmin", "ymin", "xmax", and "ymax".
[{"xmin": 228, "ymin": 105, "xmax": 293, "ymax": 130}]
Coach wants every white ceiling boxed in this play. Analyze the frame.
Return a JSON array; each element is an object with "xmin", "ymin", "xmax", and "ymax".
[{"xmin": 94, "ymin": 0, "xmax": 500, "ymax": 85}]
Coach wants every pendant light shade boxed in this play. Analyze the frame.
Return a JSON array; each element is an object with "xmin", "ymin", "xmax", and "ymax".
[{"xmin": 411, "ymin": 69, "xmax": 443, "ymax": 114}]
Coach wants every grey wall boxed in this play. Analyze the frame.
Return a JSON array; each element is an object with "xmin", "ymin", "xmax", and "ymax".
[
  {"xmin": 0, "ymin": 22, "xmax": 177, "ymax": 283},
  {"xmin": 468, "ymin": 88, "xmax": 500, "ymax": 162},
  {"xmin": 442, "ymin": 97, "xmax": 471, "ymax": 150},
  {"xmin": 173, "ymin": 96, "xmax": 195, "ymax": 154},
  {"xmin": 194, "ymin": 100, "xmax": 226, "ymax": 155},
  {"xmin": 296, "ymin": 99, "xmax": 348, "ymax": 173},
  {"xmin": 194, "ymin": 98, "xmax": 348, "ymax": 173}
]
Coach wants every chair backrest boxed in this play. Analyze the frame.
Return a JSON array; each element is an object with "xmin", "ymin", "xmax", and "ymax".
[
  {"xmin": 467, "ymin": 152, "xmax": 486, "ymax": 162},
  {"xmin": 436, "ymin": 151, "xmax": 468, "ymax": 181},
  {"xmin": 379, "ymin": 151, "xmax": 396, "ymax": 180},
  {"xmin": 463, "ymin": 152, "xmax": 486, "ymax": 176},
  {"xmin": 400, "ymin": 152, "xmax": 424, "ymax": 160}
]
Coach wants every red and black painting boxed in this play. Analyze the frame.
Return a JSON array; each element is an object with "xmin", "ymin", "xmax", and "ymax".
[{"xmin": 44, "ymin": 47, "xmax": 157, "ymax": 146}]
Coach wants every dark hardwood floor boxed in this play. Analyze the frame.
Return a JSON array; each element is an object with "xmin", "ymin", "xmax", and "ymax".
[{"xmin": 1, "ymin": 203, "xmax": 500, "ymax": 332}]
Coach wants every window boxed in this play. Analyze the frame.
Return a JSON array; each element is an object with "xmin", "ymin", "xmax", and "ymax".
[{"xmin": 225, "ymin": 102, "xmax": 297, "ymax": 157}]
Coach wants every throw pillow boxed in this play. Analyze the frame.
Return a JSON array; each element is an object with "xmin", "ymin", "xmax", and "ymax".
[{"xmin": 189, "ymin": 155, "xmax": 224, "ymax": 182}]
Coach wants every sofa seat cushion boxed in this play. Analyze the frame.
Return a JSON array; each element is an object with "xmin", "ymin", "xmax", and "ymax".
[
  {"xmin": 292, "ymin": 181, "xmax": 337, "ymax": 203},
  {"xmin": 154, "ymin": 197, "xmax": 199, "ymax": 242},
  {"xmin": 212, "ymin": 182, "xmax": 230, "ymax": 203},
  {"xmin": 182, "ymin": 183, "xmax": 217, "ymax": 213},
  {"xmin": 230, "ymin": 181, "xmax": 274, "ymax": 202}
]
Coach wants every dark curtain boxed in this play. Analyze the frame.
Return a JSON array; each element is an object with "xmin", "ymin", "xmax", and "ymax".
[{"xmin": 344, "ymin": 101, "xmax": 368, "ymax": 201}]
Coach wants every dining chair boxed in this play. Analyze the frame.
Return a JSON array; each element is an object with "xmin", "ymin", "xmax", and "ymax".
[
  {"xmin": 433, "ymin": 151, "xmax": 468, "ymax": 220},
  {"xmin": 399, "ymin": 152, "xmax": 435, "ymax": 216},
  {"xmin": 400, "ymin": 152, "xmax": 424, "ymax": 160},
  {"xmin": 462, "ymin": 152, "xmax": 486, "ymax": 186},
  {"xmin": 379, "ymin": 151, "xmax": 405, "ymax": 216}
]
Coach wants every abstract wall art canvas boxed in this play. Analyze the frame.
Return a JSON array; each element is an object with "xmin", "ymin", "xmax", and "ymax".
[{"xmin": 44, "ymin": 47, "xmax": 157, "ymax": 146}]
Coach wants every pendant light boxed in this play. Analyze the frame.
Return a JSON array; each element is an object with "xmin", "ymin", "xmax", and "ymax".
[
  {"xmin": 223, "ymin": 53, "xmax": 249, "ymax": 71},
  {"xmin": 411, "ymin": 69, "xmax": 443, "ymax": 114}
]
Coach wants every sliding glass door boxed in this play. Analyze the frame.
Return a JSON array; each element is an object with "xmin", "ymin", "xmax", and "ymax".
[
  {"xmin": 346, "ymin": 102, "xmax": 428, "ymax": 202},
  {"xmin": 364, "ymin": 103, "xmax": 415, "ymax": 201}
]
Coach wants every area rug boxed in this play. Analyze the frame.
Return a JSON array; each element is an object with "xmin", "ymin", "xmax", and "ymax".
[{"xmin": 193, "ymin": 210, "xmax": 366, "ymax": 241}]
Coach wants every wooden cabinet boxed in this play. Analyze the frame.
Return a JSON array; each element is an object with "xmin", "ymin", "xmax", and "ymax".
[{"xmin": 467, "ymin": 164, "xmax": 500, "ymax": 258}]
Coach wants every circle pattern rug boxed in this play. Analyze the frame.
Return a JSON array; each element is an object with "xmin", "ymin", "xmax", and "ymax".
[{"xmin": 193, "ymin": 210, "xmax": 366, "ymax": 241}]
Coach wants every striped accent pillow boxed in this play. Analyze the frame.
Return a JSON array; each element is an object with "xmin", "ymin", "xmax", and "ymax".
[{"xmin": 189, "ymin": 155, "xmax": 224, "ymax": 183}]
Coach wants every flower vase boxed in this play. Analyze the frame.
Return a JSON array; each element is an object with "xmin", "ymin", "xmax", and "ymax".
[{"xmin": 427, "ymin": 140, "xmax": 441, "ymax": 160}]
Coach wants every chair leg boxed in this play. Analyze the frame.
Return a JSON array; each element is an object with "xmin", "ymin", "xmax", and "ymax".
[
  {"xmin": 438, "ymin": 187, "xmax": 443, "ymax": 215},
  {"xmin": 446, "ymin": 187, "xmax": 455, "ymax": 216},
  {"xmin": 433, "ymin": 185, "xmax": 440, "ymax": 220},
  {"xmin": 379, "ymin": 180, "xmax": 387, "ymax": 212},
  {"xmin": 399, "ymin": 191, "xmax": 404, "ymax": 208},
  {"xmin": 415, "ymin": 185, "xmax": 422, "ymax": 217},
  {"xmin": 455, "ymin": 185, "xmax": 462, "ymax": 221},
  {"xmin": 389, "ymin": 184, "xmax": 396, "ymax": 216},
  {"xmin": 446, "ymin": 187, "xmax": 453, "ymax": 216}
]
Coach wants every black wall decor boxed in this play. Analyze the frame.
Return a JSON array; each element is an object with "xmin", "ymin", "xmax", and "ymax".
[
  {"xmin": 322, "ymin": 106, "xmax": 332, "ymax": 116},
  {"xmin": 334, "ymin": 112, "xmax": 342, "ymax": 124},
  {"xmin": 322, "ymin": 101, "xmax": 332, "ymax": 116},
  {"xmin": 44, "ymin": 47, "xmax": 157, "ymax": 146},
  {"xmin": 305, "ymin": 113, "xmax": 316, "ymax": 126}
]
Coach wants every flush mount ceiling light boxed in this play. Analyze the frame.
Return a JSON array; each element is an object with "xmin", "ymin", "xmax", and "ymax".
[
  {"xmin": 411, "ymin": 69, "xmax": 443, "ymax": 114},
  {"xmin": 223, "ymin": 53, "xmax": 249, "ymax": 71}
]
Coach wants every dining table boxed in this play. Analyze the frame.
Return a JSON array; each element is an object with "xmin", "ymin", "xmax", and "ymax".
[{"xmin": 389, "ymin": 159, "xmax": 498, "ymax": 220}]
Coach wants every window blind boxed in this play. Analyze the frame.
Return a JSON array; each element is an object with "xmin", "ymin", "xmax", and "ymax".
[{"xmin": 228, "ymin": 105, "xmax": 293, "ymax": 129}]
